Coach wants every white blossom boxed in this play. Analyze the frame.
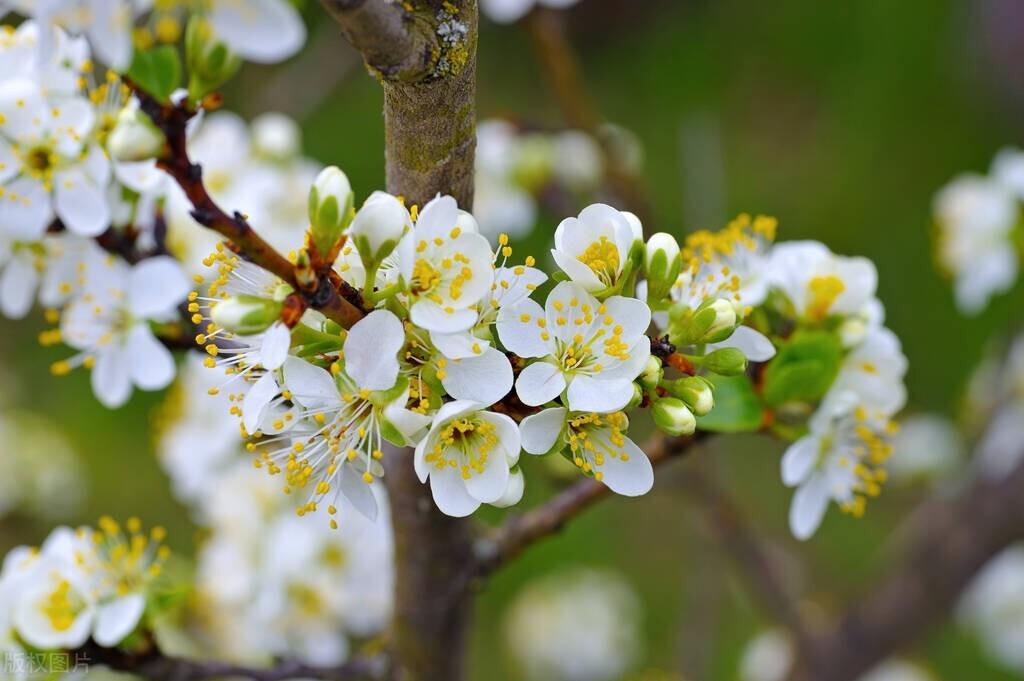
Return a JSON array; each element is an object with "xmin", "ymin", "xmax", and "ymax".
[{"xmin": 551, "ymin": 203, "xmax": 639, "ymax": 293}]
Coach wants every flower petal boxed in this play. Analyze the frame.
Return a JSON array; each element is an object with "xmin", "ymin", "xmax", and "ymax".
[
  {"xmin": 0, "ymin": 253, "xmax": 39, "ymax": 318},
  {"xmin": 127, "ymin": 256, "xmax": 190, "ymax": 318},
  {"xmin": 209, "ymin": 0, "xmax": 306, "ymax": 63},
  {"xmin": 283, "ymin": 356, "xmax": 340, "ymax": 409},
  {"xmin": 127, "ymin": 324, "xmax": 176, "ymax": 390},
  {"xmin": 519, "ymin": 407, "xmax": 567, "ymax": 455},
  {"xmin": 709, "ymin": 325, "xmax": 776, "ymax": 362},
  {"xmin": 789, "ymin": 474, "xmax": 830, "ymax": 541},
  {"xmin": 441, "ymin": 346, "xmax": 513, "ymax": 406},
  {"xmin": 597, "ymin": 435, "xmax": 654, "ymax": 496},
  {"xmin": 344, "ymin": 309, "xmax": 403, "ymax": 390},
  {"xmin": 781, "ymin": 435, "xmax": 819, "ymax": 486},
  {"xmin": 54, "ymin": 168, "xmax": 109, "ymax": 237},
  {"xmin": 0, "ymin": 176, "xmax": 53, "ymax": 240},
  {"xmin": 93, "ymin": 594, "xmax": 144, "ymax": 647},
  {"xmin": 338, "ymin": 466, "xmax": 379, "ymax": 521},
  {"xmin": 243, "ymin": 371, "xmax": 279, "ymax": 434},
  {"xmin": 429, "ymin": 464, "xmax": 481, "ymax": 517},
  {"xmin": 566, "ymin": 375, "xmax": 633, "ymax": 413},
  {"xmin": 92, "ymin": 346, "xmax": 132, "ymax": 408},
  {"xmin": 463, "ymin": 443, "xmax": 510, "ymax": 504},
  {"xmin": 410, "ymin": 299, "xmax": 477, "ymax": 333},
  {"xmin": 259, "ymin": 322, "xmax": 291, "ymax": 370},
  {"xmin": 496, "ymin": 297, "xmax": 548, "ymax": 358},
  {"xmin": 515, "ymin": 360, "xmax": 566, "ymax": 407}
]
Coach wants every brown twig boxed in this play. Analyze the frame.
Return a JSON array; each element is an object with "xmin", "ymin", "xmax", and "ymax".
[
  {"xmin": 473, "ymin": 431, "xmax": 707, "ymax": 579},
  {"xmin": 789, "ymin": 444, "xmax": 1024, "ymax": 681},
  {"xmin": 74, "ymin": 640, "xmax": 385, "ymax": 681},
  {"xmin": 131, "ymin": 87, "xmax": 364, "ymax": 329}
]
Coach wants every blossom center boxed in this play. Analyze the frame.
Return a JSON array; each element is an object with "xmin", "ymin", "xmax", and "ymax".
[
  {"xmin": 807, "ymin": 275, "xmax": 845, "ymax": 320},
  {"xmin": 42, "ymin": 580, "xmax": 84, "ymax": 632},
  {"xmin": 428, "ymin": 417, "xmax": 497, "ymax": 479},
  {"xmin": 577, "ymin": 236, "xmax": 620, "ymax": 285}
]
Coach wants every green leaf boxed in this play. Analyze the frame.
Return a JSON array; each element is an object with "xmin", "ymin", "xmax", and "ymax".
[
  {"xmin": 127, "ymin": 46, "xmax": 182, "ymax": 102},
  {"xmin": 696, "ymin": 375, "xmax": 763, "ymax": 433},
  {"xmin": 761, "ymin": 330, "xmax": 843, "ymax": 406}
]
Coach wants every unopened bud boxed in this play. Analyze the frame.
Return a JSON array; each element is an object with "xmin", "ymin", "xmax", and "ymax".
[
  {"xmin": 644, "ymin": 232, "xmax": 681, "ymax": 300},
  {"xmin": 107, "ymin": 103, "xmax": 165, "ymax": 162},
  {"xmin": 638, "ymin": 355, "xmax": 663, "ymax": 392},
  {"xmin": 703, "ymin": 347, "xmax": 747, "ymax": 376},
  {"xmin": 349, "ymin": 191, "xmax": 411, "ymax": 267},
  {"xmin": 491, "ymin": 468, "xmax": 525, "ymax": 508},
  {"xmin": 308, "ymin": 166, "xmax": 354, "ymax": 256},
  {"xmin": 185, "ymin": 16, "xmax": 242, "ymax": 100},
  {"xmin": 210, "ymin": 294, "xmax": 283, "ymax": 335},
  {"xmin": 652, "ymin": 397, "xmax": 696, "ymax": 436},
  {"xmin": 667, "ymin": 376, "xmax": 715, "ymax": 416},
  {"xmin": 626, "ymin": 382, "xmax": 644, "ymax": 411}
]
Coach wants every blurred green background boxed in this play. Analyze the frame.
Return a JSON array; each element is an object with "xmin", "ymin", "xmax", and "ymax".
[{"xmin": 2, "ymin": 0, "xmax": 1023, "ymax": 678}]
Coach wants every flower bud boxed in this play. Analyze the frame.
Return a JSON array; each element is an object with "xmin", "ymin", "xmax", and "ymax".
[
  {"xmin": 107, "ymin": 104, "xmax": 165, "ymax": 162},
  {"xmin": 652, "ymin": 397, "xmax": 697, "ymax": 436},
  {"xmin": 644, "ymin": 232, "xmax": 681, "ymax": 300},
  {"xmin": 638, "ymin": 355, "xmax": 663, "ymax": 392},
  {"xmin": 252, "ymin": 113, "xmax": 300, "ymax": 162},
  {"xmin": 702, "ymin": 347, "xmax": 747, "ymax": 376},
  {"xmin": 210, "ymin": 294, "xmax": 283, "ymax": 335},
  {"xmin": 308, "ymin": 166, "xmax": 354, "ymax": 256},
  {"xmin": 185, "ymin": 16, "xmax": 242, "ymax": 100},
  {"xmin": 626, "ymin": 382, "xmax": 644, "ymax": 411},
  {"xmin": 700, "ymin": 298, "xmax": 739, "ymax": 343},
  {"xmin": 349, "ymin": 191, "xmax": 411, "ymax": 267},
  {"xmin": 491, "ymin": 468, "xmax": 525, "ymax": 508},
  {"xmin": 666, "ymin": 376, "xmax": 715, "ymax": 416}
]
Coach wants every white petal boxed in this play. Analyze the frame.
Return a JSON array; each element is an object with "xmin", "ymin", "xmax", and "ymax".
[
  {"xmin": 519, "ymin": 407, "xmax": 567, "ymax": 455},
  {"xmin": 441, "ymin": 346, "xmax": 513, "ymax": 405},
  {"xmin": 283, "ymin": 356, "xmax": 340, "ymax": 409},
  {"xmin": 92, "ymin": 346, "xmax": 132, "ymax": 408},
  {"xmin": 463, "ymin": 444, "xmax": 510, "ymax": 504},
  {"xmin": 496, "ymin": 297, "xmax": 548, "ymax": 357},
  {"xmin": 260, "ymin": 322, "xmax": 291, "ymax": 370},
  {"xmin": 54, "ymin": 168, "xmax": 109, "ymax": 237},
  {"xmin": 486, "ymin": 411, "xmax": 522, "ymax": 467},
  {"xmin": 602, "ymin": 295, "xmax": 651, "ymax": 336},
  {"xmin": 114, "ymin": 160, "xmax": 164, "ymax": 194},
  {"xmin": 789, "ymin": 474, "xmax": 830, "ymax": 541},
  {"xmin": 431, "ymin": 330, "xmax": 488, "ymax": 359},
  {"xmin": 86, "ymin": 1, "xmax": 134, "ymax": 70},
  {"xmin": 515, "ymin": 360, "xmax": 566, "ymax": 406},
  {"xmin": 781, "ymin": 435, "xmax": 819, "ymax": 486},
  {"xmin": 492, "ymin": 265, "xmax": 547, "ymax": 307},
  {"xmin": 0, "ymin": 254, "xmax": 39, "ymax": 318},
  {"xmin": 93, "ymin": 594, "xmax": 144, "ymax": 647},
  {"xmin": 0, "ymin": 136, "xmax": 17, "ymax": 184},
  {"xmin": 410, "ymin": 299, "xmax": 477, "ymax": 333},
  {"xmin": 127, "ymin": 324, "xmax": 176, "ymax": 390},
  {"xmin": 596, "ymin": 337, "xmax": 651, "ymax": 381},
  {"xmin": 709, "ymin": 325, "xmax": 776, "ymax": 362},
  {"xmin": 566, "ymin": 375, "xmax": 633, "ymax": 413},
  {"xmin": 128, "ymin": 256, "xmax": 190, "ymax": 318},
  {"xmin": 383, "ymin": 401, "xmax": 432, "ymax": 445},
  {"xmin": 552, "ymin": 248, "xmax": 606, "ymax": 291},
  {"xmin": 429, "ymin": 464, "xmax": 481, "ymax": 517},
  {"xmin": 598, "ymin": 436, "xmax": 654, "ymax": 496},
  {"xmin": 344, "ymin": 309, "xmax": 403, "ymax": 390},
  {"xmin": 0, "ymin": 176, "xmax": 53, "ymax": 239},
  {"xmin": 243, "ymin": 371, "xmax": 279, "ymax": 434},
  {"xmin": 209, "ymin": 0, "xmax": 306, "ymax": 63},
  {"xmin": 338, "ymin": 467, "xmax": 379, "ymax": 521},
  {"xmin": 415, "ymin": 194, "xmax": 459, "ymax": 240},
  {"xmin": 491, "ymin": 468, "xmax": 525, "ymax": 508}
]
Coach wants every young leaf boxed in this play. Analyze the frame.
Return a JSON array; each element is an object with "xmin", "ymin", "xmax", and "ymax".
[
  {"xmin": 127, "ymin": 46, "xmax": 182, "ymax": 102},
  {"xmin": 761, "ymin": 330, "xmax": 843, "ymax": 406}
]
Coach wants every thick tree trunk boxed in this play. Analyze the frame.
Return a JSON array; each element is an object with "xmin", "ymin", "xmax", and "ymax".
[{"xmin": 322, "ymin": 2, "xmax": 481, "ymax": 680}]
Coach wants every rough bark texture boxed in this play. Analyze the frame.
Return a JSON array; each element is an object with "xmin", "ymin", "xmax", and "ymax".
[{"xmin": 323, "ymin": 2, "xmax": 480, "ymax": 680}]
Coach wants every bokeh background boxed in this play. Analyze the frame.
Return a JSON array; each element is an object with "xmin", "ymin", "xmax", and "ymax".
[{"xmin": 2, "ymin": 0, "xmax": 1023, "ymax": 678}]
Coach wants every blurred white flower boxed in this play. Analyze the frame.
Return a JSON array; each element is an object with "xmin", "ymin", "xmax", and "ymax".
[
  {"xmin": 959, "ymin": 545, "xmax": 1024, "ymax": 673},
  {"xmin": 0, "ymin": 410, "xmax": 85, "ymax": 521},
  {"xmin": 504, "ymin": 567, "xmax": 641, "ymax": 681},
  {"xmin": 480, "ymin": 0, "xmax": 581, "ymax": 24},
  {"xmin": 888, "ymin": 414, "xmax": 964, "ymax": 484}
]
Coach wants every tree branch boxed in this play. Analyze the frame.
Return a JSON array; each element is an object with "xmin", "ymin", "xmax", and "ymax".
[
  {"xmin": 74, "ymin": 639, "xmax": 385, "ymax": 681},
  {"xmin": 473, "ymin": 431, "xmax": 707, "ymax": 579},
  {"xmin": 131, "ymin": 87, "xmax": 365, "ymax": 329},
  {"xmin": 790, "ymin": 444, "xmax": 1024, "ymax": 681}
]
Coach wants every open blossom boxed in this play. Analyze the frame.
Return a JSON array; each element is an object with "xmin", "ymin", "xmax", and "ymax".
[
  {"xmin": 934, "ymin": 159, "xmax": 1020, "ymax": 314},
  {"xmin": 2, "ymin": 519, "xmax": 169, "ymax": 651},
  {"xmin": 519, "ymin": 407, "xmax": 653, "ymax": 495},
  {"xmin": 830, "ymin": 327, "xmax": 908, "ymax": 415},
  {"xmin": 781, "ymin": 390, "xmax": 897, "ymax": 540},
  {"xmin": 498, "ymin": 281, "xmax": 651, "ymax": 412},
  {"xmin": 414, "ymin": 399, "xmax": 521, "ymax": 517},
  {"xmin": 248, "ymin": 311, "xmax": 430, "ymax": 522},
  {"xmin": 504, "ymin": 568, "xmax": 641, "ymax": 681},
  {"xmin": 395, "ymin": 195, "xmax": 494, "ymax": 333},
  {"xmin": 59, "ymin": 255, "xmax": 190, "ymax": 407},
  {"xmin": 551, "ymin": 203, "xmax": 641, "ymax": 293},
  {"xmin": 767, "ymin": 241, "xmax": 879, "ymax": 340}
]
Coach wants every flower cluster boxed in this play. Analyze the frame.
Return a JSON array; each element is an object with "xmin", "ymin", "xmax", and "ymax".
[
  {"xmin": 933, "ymin": 147, "xmax": 1024, "ymax": 314},
  {"xmin": 0, "ymin": 518, "xmax": 169, "ymax": 657}
]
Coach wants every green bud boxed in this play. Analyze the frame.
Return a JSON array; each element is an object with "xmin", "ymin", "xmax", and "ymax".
[
  {"xmin": 702, "ymin": 298, "xmax": 740, "ymax": 343},
  {"xmin": 625, "ymin": 382, "xmax": 644, "ymax": 411},
  {"xmin": 638, "ymin": 355, "xmax": 663, "ymax": 392},
  {"xmin": 652, "ymin": 397, "xmax": 697, "ymax": 436},
  {"xmin": 210, "ymin": 294, "xmax": 283, "ymax": 335},
  {"xmin": 703, "ymin": 347, "xmax": 747, "ymax": 376},
  {"xmin": 107, "ymin": 104, "xmax": 165, "ymax": 162},
  {"xmin": 644, "ymin": 232, "xmax": 681, "ymax": 300},
  {"xmin": 309, "ymin": 166, "xmax": 354, "ymax": 256},
  {"xmin": 666, "ymin": 376, "xmax": 715, "ymax": 416},
  {"xmin": 185, "ymin": 17, "xmax": 241, "ymax": 100},
  {"xmin": 668, "ymin": 304, "xmax": 715, "ymax": 347}
]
